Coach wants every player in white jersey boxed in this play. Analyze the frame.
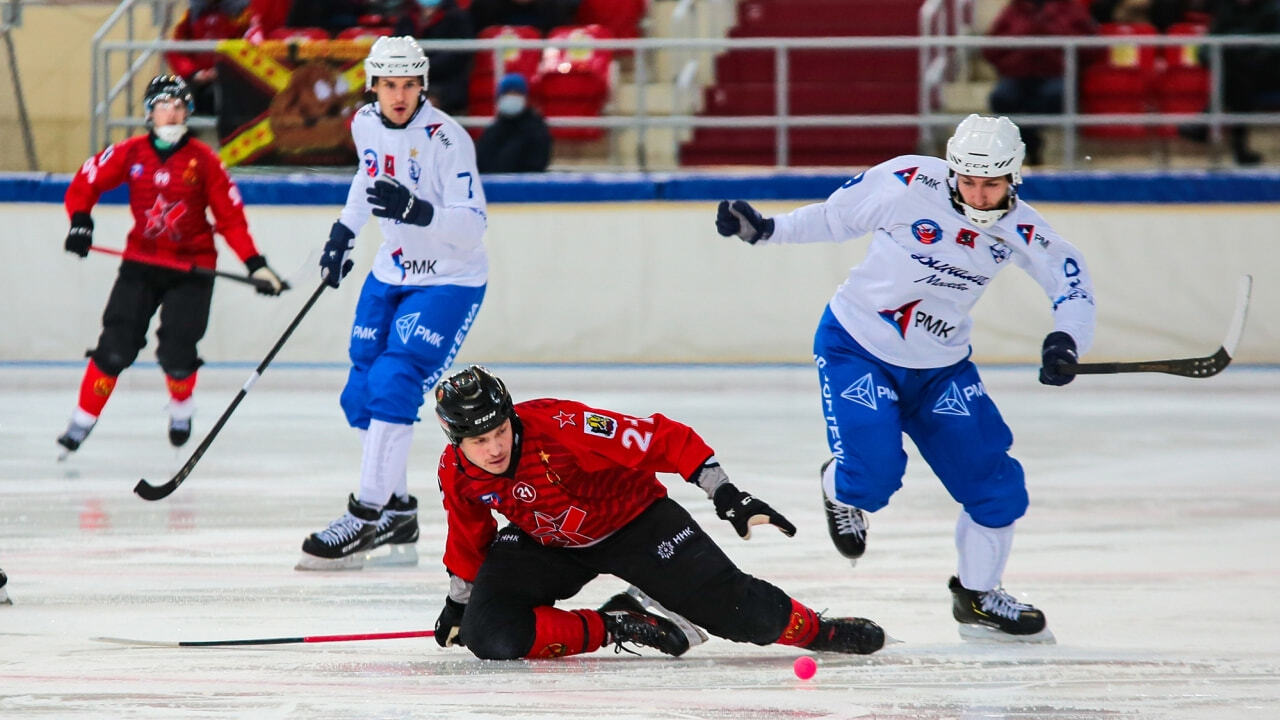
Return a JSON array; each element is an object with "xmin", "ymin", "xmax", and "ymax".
[
  {"xmin": 304, "ymin": 36, "xmax": 489, "ymax": 570},
  {"xmin": 716, "ymin": 115, "xmax": 1094, "ymax": 642}
]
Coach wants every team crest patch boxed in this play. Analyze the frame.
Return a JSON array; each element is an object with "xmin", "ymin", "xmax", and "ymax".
[
  {"xmin": 479, "ymin": 492, "xmax": 501, "ymax": 506},
  {"xmin": 583, "ymin": 412, "xmax": 617, "ymax": 438},
  {"xmin": 363, "ymin": 148, "xmax": 378, "ymax": 177},
  {"xmin": 894, "ymin": 167, "xmax": 918, "ymax": 185},
  {"xmin": 988, "ymin": 242, "xmax": 1011, "ymax": 264},
  {"xmin": 513, "ymin": 482, "xmax": 537, "ymax": 503},
  {"xmin": 878, "ymin": 299, "xmax": 921, "ymax": 338},
  {"xmin": 1016, "ymin": 224, "xmax": 1035, "ymax": 245},
  {"xmin": 912, "ymin": 219, "xmax": 943, "ymax": 245}
]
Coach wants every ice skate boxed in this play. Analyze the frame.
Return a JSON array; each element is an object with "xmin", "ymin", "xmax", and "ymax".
[
  {"xmin": 295, "ymin": 494, "xmax": 379, "ymax": 571},
  {"xmin": 806, "ymin": 615, "xmax": 885, "ymax": 654},
  {"xmin": 363, "ymin": 494, "xmax": 420, "ymax": 567},
  {"xmin": 56, "ymin": 414, "xmax": 96, "ymax": 461},
  {"xmin": 820, "ymin": 458, "xmax": 868, "ymax": 564},
  {"xmin": 599, "ymin": 592, "xmax": 693, "ymax": 657},
  {"xmin": 167, "ymin": 399, "xmax": 194, "ymax": 448},
  {"xmin": 0, "ymin": 569, "xmax": 10, "ymax": 606},
  {"xmin": 604, "ymin": 586, "xmax": 709, "ymax": 648},
  {"xmin": 949, "ymin": 575, "xmax": 1055, "ymax": 643}
]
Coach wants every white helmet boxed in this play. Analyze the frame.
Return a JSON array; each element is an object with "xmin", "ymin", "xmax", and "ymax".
[
  {"xmin": 945, "ymin": 114, "xmax": 1025, "ymax": 227},
  {"xmin": 364, "ymin": 35, "xmax": 430, "ymax": 91}
]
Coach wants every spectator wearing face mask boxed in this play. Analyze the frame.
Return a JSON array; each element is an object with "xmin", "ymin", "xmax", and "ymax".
[{"xmin": 475, "ymin": 73, "xmax": 553, "ymax": 173}]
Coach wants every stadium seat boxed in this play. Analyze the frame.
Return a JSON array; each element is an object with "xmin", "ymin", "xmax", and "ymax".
[
  {"xmin": 267, "ymin": 27, "xmax": 331, "ymax": 41},
  {"xmin": 468, "ymin": 25, "xmax": 542, "ymax": 117},
  {"xmin": 574, "ymin": 0, "xmax": 648, "ymax": 41},
  {"xmin": 1153, "ymin": 22, "xmax": 1210, "ymax": 137},
  {"xmin": 1081, "ymin": 22, "xmax": 1159, "ymax": 138},
  {"xmin": 531, "ymin": 25, "xmax": 614, "ymax": 140}
]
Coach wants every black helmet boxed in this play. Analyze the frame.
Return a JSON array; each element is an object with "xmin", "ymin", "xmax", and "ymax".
[
  {"xmin": 435, "ymin": 365, "xmax": 514, "ymax": 444},
  {"xmin": 143, "ymin": 74, "xmax": 195, "ymax": 115}
]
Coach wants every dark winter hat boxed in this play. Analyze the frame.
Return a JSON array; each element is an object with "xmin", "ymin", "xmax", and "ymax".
[{"xmin": 497, "ymin": 73, "xmax": 528, "ymax": 97}]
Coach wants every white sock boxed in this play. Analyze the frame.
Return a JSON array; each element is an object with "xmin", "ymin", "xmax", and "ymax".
[
  {"xmin": 72, "ymin": 407, "xmax": 99, "ymax": 427},
  {"xmin": 954, "ymin": 510, "xmax": 1014, "ymax": 592},
  {"xmin": 821, "ymin": 458, "xmax": 857, "ymax": 508},
  {"xmin": 167, "ymin": 398, "xmax": 195, "ymax": 421},
  {"xmin": 356, "ymin": 419, "xmax": 413, "ymax": 508}
]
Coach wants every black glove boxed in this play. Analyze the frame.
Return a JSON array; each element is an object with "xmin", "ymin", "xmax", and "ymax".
[
  {"xmin": 434, "ymin": 596, "xmax": 466, "ymax": 648},
  {"xmin": 367, "ymin": 177, "xmax": 435, "ymax": 226},
  {"xmin": 65, "ymin": 212, "xmax": 93, "ymax": 257},
  {"xmin": 243, "ymin": 254, "xmax": 285, "ymax": 296},
  {"xmin": 715, "ymin": 200, "xmax": 774, "ymax": 244},
  {"xmin": 1039, "ymin": 331, "xmax": 1078, "ymax": 386},
  {"xmin": 319, "ymin": 221, "xmax": 356, "ymax": 289},
  {"xmin": 712, "ymin": 482, "xmax": 797, "ymax": 540}
]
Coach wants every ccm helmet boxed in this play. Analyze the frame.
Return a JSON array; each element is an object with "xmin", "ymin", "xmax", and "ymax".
[
  {"xmin": 143, "ymin": 74, "xmax": 195, "ymax": 116},
  {"xmin": 945, "ymin": 114, "xmax": 1025, "ymax": 228},
  {"xmin": 364, "ymin": 35, "xmax": 430, "ymax": 91},
  {"xmin": 435, "ymin": 365, "xmax": 514, "ymax": 445}
]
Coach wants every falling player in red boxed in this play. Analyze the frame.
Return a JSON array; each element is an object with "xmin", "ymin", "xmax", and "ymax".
[
  {"xmin": 430, "ymin": 365, "xmax": 888, "ymax": 659},
  {"xmin": 57, "ymin": 74, "xmax": 284, "ymax": 457}
]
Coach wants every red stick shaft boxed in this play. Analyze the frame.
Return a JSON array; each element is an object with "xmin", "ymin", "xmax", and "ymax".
[
  {"xmin": 89, "ymin": 244, "xmax": 197, "ymax": 273},
  {"xmin": 302, "ymin": 630, "xmax": 435, "ymax": 644}
]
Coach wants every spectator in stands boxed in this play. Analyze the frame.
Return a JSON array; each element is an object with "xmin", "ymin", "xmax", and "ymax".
[
  {"xmin": 166, "ymin": 0, "xmax": 256, "ymax": 115},
  {"xmin": 286, "ymin": 0, "xmax": 362, "ymax": 36},
  {"xmin": 469, "ymin": 0, "xmax": 581, "ymax": 35},
  {"xmin": 376, "ymin": 0, "xmax": 476, "ymax": 115},
  {"xmin": 477, "ymin": 73, "xmax": 553, "ymax": 172},
  {"xmin": 983, "ymin": 0, "xmax": 1098, "ymax": 166},
  {"xmin": 1089, "ymin": 0, "xmax": 1203, "ymax": 30},
  {"xmin": 1207, "ymin": 0, "xmax": 1280, "ymax": 165}
]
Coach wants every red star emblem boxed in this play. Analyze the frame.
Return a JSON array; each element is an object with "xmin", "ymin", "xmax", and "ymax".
[
  {"xmin": 142, "ymin": 194, "xmax": 186, "ymax": 239},
  {"xmin": 552, "ymin": 411, "xmax": 575, "ymax": 428},
  {"xmin": 530, "ymin": 507, "xmax": 594, "ymax": 546}
]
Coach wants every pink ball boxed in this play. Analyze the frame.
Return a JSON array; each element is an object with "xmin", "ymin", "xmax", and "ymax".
[{"xmin": 793, "ymin": 655, "xmax": 817, "ymax": 680}]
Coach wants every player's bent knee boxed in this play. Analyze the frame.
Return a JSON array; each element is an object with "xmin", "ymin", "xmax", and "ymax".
[
  {"xmin": 463, "ymin": 633, "xmax": 528, "ymax": 660},
  {"xmin": 90, "ymin": 348, "xmax": 137, "ymax": 377}
]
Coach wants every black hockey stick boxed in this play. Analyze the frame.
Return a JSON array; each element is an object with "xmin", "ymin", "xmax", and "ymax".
[
  {"xmin": 93, "ymin": 629, "xmax": 434, "ymax": 647},
  {"xmin": 1060, "ymin": 274, "xmax": 1252, "ymax": 379},
  {"xmin": 89, "ymin": 245, "xmax": 287, "ymax": 293},
  {"xmin": 134, "ymin": 279, "xmax": 329, "ymax": 501}
]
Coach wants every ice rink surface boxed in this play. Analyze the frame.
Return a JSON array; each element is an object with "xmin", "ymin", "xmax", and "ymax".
[{"xmin": 1, "ymin": 364, "xmax": 1278, "ymax": 719}]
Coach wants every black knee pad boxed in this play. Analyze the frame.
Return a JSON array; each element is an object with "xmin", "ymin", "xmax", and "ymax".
[
  {"xmin": 88, "ymin": 346, "xmax": 136, "ymax": 377},
  {"xmin": 460, "ymin": 601, "xmax": 535, "ymax": 660},
  {"xmin": 158, "ymin": 357, "xmax": 203, "ymax": 380}
]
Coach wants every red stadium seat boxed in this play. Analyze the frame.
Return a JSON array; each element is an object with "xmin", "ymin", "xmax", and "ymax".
[
  {"xmin": 266, "ymin": 26, "xmax": 331, "ymax": 41},
  {"xmin": 1153, "ymin": 22, "xmax": 1209, "ymax": 137},
  {"xmin": 575, "ymin": 0, "xmax": 648, "ymax": 40},
  {"xmin": 468, "ymin": 25, "xmax": 542, "ymax": 117},
  {"xmin": 531, "ymin": 25, "xmax": 614, "ymax": 140},
  {"xmin": 1081, "ymin": 23, "xmax": 1159, "ymax": 138},
  {"xmin": 1097, "ymin": 22, "xmax": 1159, "ymax": 72},
  {"xmin": 336, "ymin": 26, "xmax": 394, "ymax": 42}
]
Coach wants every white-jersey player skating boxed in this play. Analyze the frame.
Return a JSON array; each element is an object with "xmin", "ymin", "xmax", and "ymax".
[
  {"xmin": 716, "ymin": 115, "xmax": 1095, "ymax": 642},
  {"xmin": 304, "ymin": 36, "xmax": 489, "ymax": 570}
]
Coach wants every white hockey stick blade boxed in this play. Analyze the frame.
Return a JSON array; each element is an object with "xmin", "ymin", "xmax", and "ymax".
[
  {"xmin": 1222, "ymin": 274, "xmax": 1252, "ymax": 358},
  {"xmin": 624, "ymin": 585, "xmax": 710, "ymax": 648},
  {"xmin": 92, "ymin": 636, "xmax": 181, "ymax": 648}
]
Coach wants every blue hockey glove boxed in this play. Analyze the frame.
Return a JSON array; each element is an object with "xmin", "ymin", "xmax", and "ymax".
[
  {"xmin": 65, "ymin": 212, "xmax": 93, "ymax": 258},
  {"xmin": 715, "ymin": 200, "xmax": 774, "ymax": 244},
  {"xmin": 319, "ymin": 221, "xmax": 355, "ymax": 289},
  {"xmin": 713, "ymin": 482, "xmax": 796, "ymax": 540},
  {"xmin": 367, "ymin": 177, "xmax": 435, "ymax": 226},
  {"xmin": 1039, "ymin": 331, "xmax": 1078, "ymax": 386}
]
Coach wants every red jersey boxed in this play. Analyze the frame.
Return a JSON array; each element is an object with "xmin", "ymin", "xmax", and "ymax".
[
  {"xmin": 65, "ymin": 135, "xmax": 259, "ymax": 270},
  {"xmin": 438, "ymin": 398, "xmax": 716, "ymax": 582}
]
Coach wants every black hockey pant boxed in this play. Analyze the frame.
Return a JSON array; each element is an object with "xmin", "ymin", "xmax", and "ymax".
[{"xmin": 89, "ymin": 260, "xmax": 213, "ymax": 378}]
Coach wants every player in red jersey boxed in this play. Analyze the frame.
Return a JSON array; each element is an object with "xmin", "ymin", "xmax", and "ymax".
[
  {"xmin": 57, "ymin": 74, "xmax": 284, "ymax": 457},
  {"xmin": 430, "ymin": 365, "xmax": 888, "ymax": 659}
]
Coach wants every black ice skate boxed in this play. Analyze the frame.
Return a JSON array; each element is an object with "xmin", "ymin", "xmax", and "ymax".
[
  {"xmin": 599, "ymin": 592, "xmax": 693, "ymax": 657},
  {"xmin": 600, "ymin": 587, "xmax": 708, "ymax": 649},
  {"xmin": 56, "ymin": 417, "xmax": 96, "ymax": 460},
  {"xmin": 365, "ymin": 494, "xmax": 420, "ymax": 567},
  {"xmin": 949, "ymin": 576, "xmax": 1054, "ymax": 643},
  {"xmin": 295, "ymin": 494, "xmax": 379, "ymax": 571},
  {"xmin": 806, "ymin": 616, "xmax": 885, "ymax": 655},
  {"xmin": 820, "ymin": 458, "xmax": 868, "ymax": 563},
  {"xmin": 168, "ymin": 416, "xmax": 192, "ymax": 447},
  {"xmin": 0, "ymin": 568, "xmax": 10, "ymax": 606}
]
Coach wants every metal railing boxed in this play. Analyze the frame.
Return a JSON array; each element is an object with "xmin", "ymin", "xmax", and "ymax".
[
  {"xmin": 93, "ymin": 31, "xmax": 1280, "ymax": 169},
  {"xmin": 2, "ymin": 0, "xmax": 37, "ymax": 169}
]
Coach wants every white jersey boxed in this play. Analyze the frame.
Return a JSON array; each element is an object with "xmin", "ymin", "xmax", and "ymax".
[
  {"xmin": 767, "ymin": 155, "xmax": 1095, "ymax": 369},
  {"xmin": 339, "ymin": 101, "xmax": 488, "ymax": 287}
]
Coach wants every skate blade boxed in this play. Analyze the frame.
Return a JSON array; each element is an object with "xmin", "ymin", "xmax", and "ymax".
[
  {"xmin": 364, "ymin": 543, "xmax": 419, "ymax": 568},
  {"xmin": 294, "ymin": 553, "xmax": 365, "ymax": 571},
  {"xmin": 624, "ymin": 585, "xmax": 710, "ymax": 648},
  {"xmin": 958, "ymin": 623, "xmax": 1056, "ymax": 645}
]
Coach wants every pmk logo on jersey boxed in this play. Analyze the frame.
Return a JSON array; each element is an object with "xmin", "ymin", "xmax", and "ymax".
[
  {"xmin": 393, "ymin": 311, "xmax": 446, "ymax": 347},
  {"xmin": 878, "ymin": 299, "xmax": 922, "ymax": 338},
  {"xmin": 583, "ymin": 412, "xmax": 617, "ymax": 438},
  {"xmin": 932, "ymin": 382, "xmax": 971, "ymax": 416},
  {"xmin": 840, "ymin": 373, "xmax": 898, "ymax": 410},
  {"xmin": 362, "ymin": 148, "xmax": 378, "ymax": 177},
  {"xmin": 1016, "ymin": 224, "xmax": 1036, "ymax": 245},
  {"xmin": 391, "ymin": 247, "xmax": 407, "ymax": 281},
  {"xmin": 911, "ymin": 219, "xmax": 943, "ymax": 245},
  {"xmin": 894, "ymin": 167, "xmax": 918, "ymax": 185}
]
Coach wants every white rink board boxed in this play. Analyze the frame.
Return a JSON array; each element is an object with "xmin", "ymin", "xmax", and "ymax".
[
  {"xmin": 1, "ymin": 365, "xmax": 1279, "ymax": 719},
  {"xmin": 3, "ymin": 201, "xmax": 1278, "ymax": 364}
]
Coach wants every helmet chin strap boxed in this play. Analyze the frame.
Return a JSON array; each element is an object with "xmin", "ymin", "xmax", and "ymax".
[{"xmin": 947, "ymin": 173, "xmax": 1017, "ymax": 229}]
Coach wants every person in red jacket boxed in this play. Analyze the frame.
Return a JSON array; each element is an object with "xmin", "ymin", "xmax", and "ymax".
[
  {"xmin": 429, "ymin": 365, "xmax": 887, "ymax": 659},
  {"xmin": 983, "ymin": 0, "xmax": 1098, "ymax": 165},
  {"xmin": 57, "ymin": 74, "xmax": 284, "ymax": 458}
]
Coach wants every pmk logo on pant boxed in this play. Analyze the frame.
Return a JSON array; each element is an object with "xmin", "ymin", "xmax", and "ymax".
[{"xmin": 393, "ymin": 312, "xmax": 445, "ymax": 347}]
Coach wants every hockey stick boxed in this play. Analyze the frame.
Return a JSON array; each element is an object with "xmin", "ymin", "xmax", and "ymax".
[
  {"xmin": 134, "ymin": 279, "xmax": 329, "ymax": 501},
  {"xmin": 93, "ymin": 629, "xmax": 433, "ymax": 648},
  {"xmin": 89, "ymin": 245, "xmax": 286, "ymax": 293},
  {"xmin": 1061, "ymin": 274, "xmax": 1252, "ymax": 379}
]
